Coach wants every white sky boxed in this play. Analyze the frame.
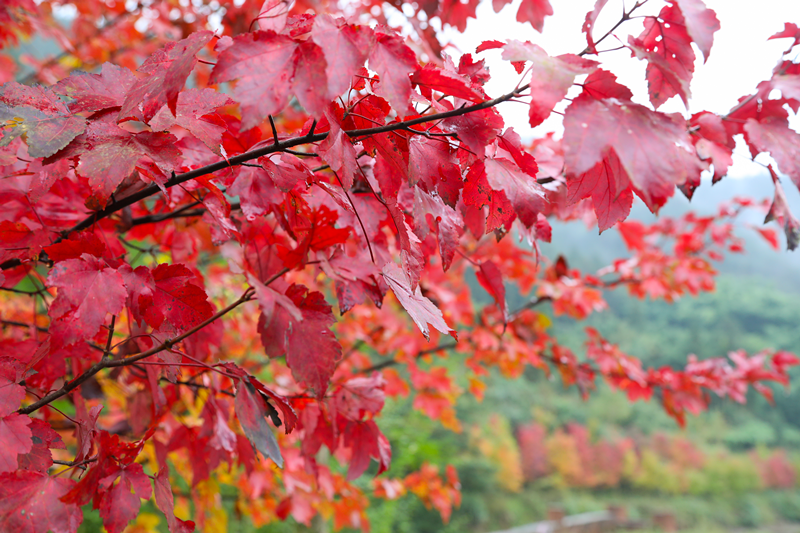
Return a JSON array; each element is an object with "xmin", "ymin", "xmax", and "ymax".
[{"xmin": 440, "ymin": 0, "xmax": 800, "ymax": 179}]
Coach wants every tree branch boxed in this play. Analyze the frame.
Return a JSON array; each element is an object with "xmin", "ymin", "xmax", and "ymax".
[
  {"xmin": 1, "ymin": 84, "xmax": 529, "ymax": 271},
  {"xmin": 18, "ymin": 268, "xmax": 289, "ymax": 415}
]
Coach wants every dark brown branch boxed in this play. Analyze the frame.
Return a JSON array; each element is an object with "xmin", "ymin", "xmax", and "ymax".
[
  {"xmin": 18, "ymin": 268, "xmax": 289, "ymax": 415},
  {"xmin": 1, "ymin": 84, "xmax": 529, "ymax": 271}
]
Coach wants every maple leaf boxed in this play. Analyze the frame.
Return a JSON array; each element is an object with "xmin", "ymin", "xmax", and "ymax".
[
  {"xmin": 17, "ymin": 419, "xmax": 65, "ymax": 473},
  {"xmin": 475, "ymin": 260, "xmax": 509, "ymax": 323},
  {"xmin": 228, "ymin": 164, "xmax": 284, "ymax": 219},
  {"xmin": 0, "ymin": 470, "xmax": 82, "ymax": 533},
  {"xmin": 369, "ymin": 26, "xmax": 418, "ymax": 114},
  {"xmin": 769, "ymin": 22, "xmax": 800, "ymax": 50},
  {"xmin": 43, "ymin": 231, "xmax": 106, "ymax": 262},
  {"xmin": 234, "ymin": 380, "xmax": 284, "ymax": 467},
  {"xmin": 581, "ymin": 68, "xmax": 633, "ymax": 100},
  {"xmin": 411, "ymin": 65, "xmax": 485, "ymax": 102},
  {"xmin": 47, "ymin": 254, "xmax": 127, "ymax": 346},
  {"xmin": 211, "ymin": 31, "xmax": 300, "ymax": 130},
  {"xmin": 628, "ymin": 4, "xmax": 695, "ymax": 108},
  {"xmin": 311, "ymin": 15, "xmax": 372, "ymax": 99},
  {"xmin": 0, "ymin": 83, "xmax": 86, "ymax": 158},
  {"xmin": 562, "ymin": 95, "xmax": 703, "ymax": 211},
  {"xmin": 98, "ymin": 463, "xmax": 153, "ymax": 533},
  {"xmin": 382, "ymin": 262, "xmax": 454, "ymax": 341},
  {"xmin": 412, "ymin": 186, "xmax": 464, "ymax": 270},
  {"xmin": 484, "ymin": 155, "xmax": 546, "ymax": 228},
  {"xmin": 764, "ymin": 166, "xmax": 800, "ymax": 251},
  {"xmin": 119, "ymin": 31, "xmax": 213, "ymax": 122},
  {"xmin": 154, "ymin": 469, "xmax": 196, "ymax": 533},
  {"xmin": 407, "ymin": 135, "xmax": 462, "ymax": 205},
  {"xmin": 501, "ymin": 40, "xmax": 597, "ymax": 127},
  {"xmin": 743, "ymin": 116, "xmax": 800, "ymax": 189},
  {"xmin": 53, "ymin": 120, "xmax": 181, "ymax": 202},
  {"xmin": 319, "ymin": 110, "xmax": 359, "ymax": 190},
  {"xmin": 343, "ymin": 420, "xmax": 391, "ymax": 480},
  {"xmin": 567, "ymin": 151, "xmax": 633, "ymax": 232},
  {"xmin": 582, "ymin": 0, "xmax": 609, "ymax": 54},
  {"xmin": 463, "ymin": 162, "xmax": 515, "ymax": 233},
  {"xmin": 0, "ymin": 360, "xmax": 26, "ymax": 416},
  {"xmin": 258, "ymin": 284, "xmax": 342, "ymax": 396},
  {"xmin": 0, "ymin": 413, "xmax": 32, "ymax": 473},
  {"xmin": 690, "ymin": 111, "xmax": 733, "ymax": 183},
  {"xmin": 149, "ymin": 88, "xmax": 233, "ymax": 155},
  {"xmin": 514, "ymin": 0, "xmax": 553, "ymax": 32},
  {"xmin": 674, "ymin": 0, "xmax": 720, "ymax": 62},
  {"xmin": 145, "ymin": 263, "xmax": 214, "ymax": 332},
  {"xmin": 54, "ymin": 63, "xmax": 137, "ymax": 113}
]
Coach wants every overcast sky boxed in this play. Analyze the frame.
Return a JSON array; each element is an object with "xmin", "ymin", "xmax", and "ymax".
[{"xmin": 440, "ymin": 0, "xmax": 800, "ymax": 179}]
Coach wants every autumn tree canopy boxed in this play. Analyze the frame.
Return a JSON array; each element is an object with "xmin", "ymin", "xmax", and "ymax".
[{"xmin": 1, "ymin": 0, "xmax": 800, "ymax": 531}]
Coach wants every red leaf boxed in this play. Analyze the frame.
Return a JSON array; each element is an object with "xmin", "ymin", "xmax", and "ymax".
[
  {"xmin": 258, "ymin": 284, "xmax": 342, "ymax": 396},
  {"xmin": 484, "ymin": 156, "xmax": 546, "ymax": 227},
  {"xmin": 382, "ymin": 262, "xmax": 454, "ymax": 341},
  {"xmin": 54, "ymin": 63, "xmax": 137, "ymax": 114},
  {"xmin": 476, "ymin": 40, "xmax": 505, "ymax": 53},
  {"xmin": 59, "ymin": 121, "xmax": 182, "ymax": 202},
  {"xmin": 147, "ymin": 263, "xmax": 214, "ymax": 332},
  {"xmin": 118, "ymin": 264, "xmax": 156, "ymax": 326},
  {"xmin": 291, "ymin": 41, "xmax": 330, "ymax": 117},
  {"xmin": 463, "ymin": 162, "xmax": 514, "ymax": 233},
  {"xmin": 764, "ymin": 166, "xmax": 800, "ymax": 250},
  {"xmin": 17, "ymin": 419, "xmax": 65, "ymax": 472},
  {"xmin": 119, "ymin": 31, "xmax": 213, "ymax": 121},
  {"xmin": 411, "ymin": 65, "xmax": 485, "ymax": 102},
  {"xmin": 234, "ymin": 380, "xmax": 284, "ymax": 466},
  {"xmin": 344, "ymin": 420, "xmax": 391, "ymax": 480},
  {"xmin": 369, "ymin": 26, "xmax": 418, "ymax": 114},
  {"xmin": 674, "ymin": 0, "xmax": 720, "ymax": 62},
  {"xmin": 44, "ymin": 231, "xmax": 106, "ymax": 262},
  {"xmin": 0, "ymin": 361, "xmax": 26, "ymax": 416},
  {"xmin": 501, "ymin": 41, "xmax": 597, "ymax": 127},
  {"xmin": 154, "ymin": 469, "xmax": 195, "ymax": 533},
  {"xmin": 47, "ymin": 254, "xmax": 127, "ymax": 346},
  {"xmin": 0, "ymin": 470, "xmax": 82, "ymax": 533},
  {"xmin": 567, "ymin": 150, "xmax": 633, "ymax": 232},
  {"xmin": 753, "ymin": 226, "xmax": 780, "ymax": 250},
  {"xmin": 563, "ymin": 95, "xmax": 703, "ymax": 211},
  {"xmin": 515, "ymin": 0, "xmax": 553, "ymax": 32},
  {"xmin": 311, "ymin": 15, "xmax": 373, "ymax": 98},
  {"xmin": 149, "ymin": 88, "xmax": 233, "ymax": 155},
  {"xmin": 744, "ymin": 116, "xmax": 800, "ymax": 190},
  {"xmin": 582, "ymin": 0, "xmax": 609, "ymax": 54},
  {"xmin": 442, "ymin": 105, "xmax": 504, "ymax": 153},
  {"xmin": 769, "ymin": 22, "xmax": 800, "ymax": 49},
  {"xmin": 0, "ymin": 83, "xmax": 86, "ymax": 158},
  {"xmin": 319, "ymin": 110, "xmax": 359, "ymax": 189},
  {"xmin": 412, "ymin": 187, "xmax": 464, "ymax": 271},
  {"xmin": 628, "ymin": 5, "xmax": 695, "ymax": 108},
  {"xmin": 98, "ymin": 463, "xmax": 153, "ymax": 533},
  {"xmin": 581, "ymin": 69, "xmax": 633, "ymax": 100},
  {"xmin": 285, "ymin": 286, "xmax": 343, "ymax": 397},
  {"xmin": 334, "ymin": 374, "xmax": 386, "ymax": 420},
  {"xmin": 0, "ymin": 413, "xmax": 32, "ymax": 473},
  {"xmin": 476, "ymin": 260, "xmax": 509, "ymax": 323},
  {"xmin": 210, "ymin": 31, "xmax": 299, "ymax": 131},
  {"xmin": 228, "ymin": 164, "xmax": 284, "ymax": 219},
  {"xmin": 247, "ymin": 375, "xmax": 298, "ymax": 434},
  {"xmin": 690, "ymin": 111, "xmax": 734, "ymax": 183}
]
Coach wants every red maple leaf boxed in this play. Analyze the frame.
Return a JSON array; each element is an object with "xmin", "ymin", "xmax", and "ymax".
[
  {"xmin": 0, "ymin": 83, "xmax": 86, "ymax": 158},
  {"xmin": 47, "ymin": 254, "xmax": 127, "ymax": 346},
  {"xmin": 119, "ymin": 31, "xmax": 213, "ymax": 122},
  {"xmin": 0, "ymin": 470, "xmax": 82, "ymax": 533}
]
